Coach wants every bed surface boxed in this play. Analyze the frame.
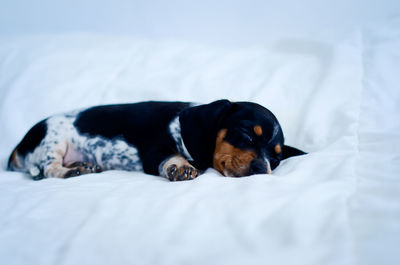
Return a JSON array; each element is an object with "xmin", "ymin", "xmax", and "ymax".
[{"xmin": 0, "ymin": 19, "xmax": 399, "ymax": 265}]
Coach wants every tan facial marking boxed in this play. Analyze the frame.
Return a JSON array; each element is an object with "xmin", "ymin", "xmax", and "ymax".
[
  {"xmin": 253, "ymin": 125, "xmax": 263, "ymax": 136},
  {"xmin": 275, "ymin": 144, "xmax": 282, "ymax": 154},
  {"xmin": 213, "ymin": 129, "xmax": 256, "ymax": 177}
]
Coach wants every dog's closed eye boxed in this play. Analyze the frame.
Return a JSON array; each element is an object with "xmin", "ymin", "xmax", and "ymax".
[{"xmin": 238, "ymin": 128, "xmax": 254, "ymax": 143}]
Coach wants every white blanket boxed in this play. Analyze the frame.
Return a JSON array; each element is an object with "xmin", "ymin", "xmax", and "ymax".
[{"xmin": 0, "ymin": 20, "xmax": 399, "ymax": 265}]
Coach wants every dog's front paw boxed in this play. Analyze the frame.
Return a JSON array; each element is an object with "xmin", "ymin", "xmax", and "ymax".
[{"xmin": 166, "ymin": 164, "xmax": 199, "ymax": 181}]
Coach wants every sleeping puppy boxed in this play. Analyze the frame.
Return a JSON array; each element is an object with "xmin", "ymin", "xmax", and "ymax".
[{"xmin": 7, "ymin": 100, "xmax": 306, "ymax": 181}]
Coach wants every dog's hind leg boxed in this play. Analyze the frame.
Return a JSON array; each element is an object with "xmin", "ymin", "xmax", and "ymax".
[
  {"xmin": 33, "ymin": 141, "xmax": 101, "ymax": 179},
  {"xmin": 39, "ymin": 140, "xmax": 74, "ymax": 179}
]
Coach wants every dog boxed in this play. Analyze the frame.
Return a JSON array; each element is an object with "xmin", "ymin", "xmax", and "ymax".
[{"xmin": 7, "ymin": 100, "xmax": 306, "ymax": 181}]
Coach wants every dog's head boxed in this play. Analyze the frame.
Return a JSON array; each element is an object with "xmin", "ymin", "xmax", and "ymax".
[{"xmin": 180, "ymin": 99, "xmax": 306, "ymax": 177}]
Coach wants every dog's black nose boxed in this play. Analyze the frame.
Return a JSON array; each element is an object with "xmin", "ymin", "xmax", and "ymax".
[{"xmin": 249, "ymin": 160, "xmax": 268, "ymax": 175}]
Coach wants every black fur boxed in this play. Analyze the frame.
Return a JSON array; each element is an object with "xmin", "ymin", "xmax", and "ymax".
[
  {"xmin": 16, "ymin": 119, "xmax": 48, "ymax": 156},
  {"xmin": 282, "ymin": 145, "xmax": 306, "ymax": 160},
  {"xmin": 74, "ymin": 101, "xmax": 190, "ymax": 175},
  {"xmin": 8, "ymin": 119, "xmax": 47, "ymax": 169}
]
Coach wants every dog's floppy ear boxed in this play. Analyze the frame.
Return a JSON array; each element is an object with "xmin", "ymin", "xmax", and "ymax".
[
  {"xmin": 179, "ymin": 99, "xmax": 232, "ymax": 169},
  {"xmin": 180, "ymin": 99, "xmax": 232, "ymax": 130},
  {"xmin": 282, "ymin": 145, "xmax": 307, "ymax": 160}
]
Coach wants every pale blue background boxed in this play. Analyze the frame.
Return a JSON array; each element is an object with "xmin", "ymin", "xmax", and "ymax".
[{"xmin": 1, "ymin": 0, "xmax": 399, "ymax": 46}]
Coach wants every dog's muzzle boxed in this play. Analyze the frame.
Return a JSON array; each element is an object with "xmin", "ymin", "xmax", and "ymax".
[{"xmin": 248, "ymin": 159, "xmax": 272, "ymax": 175}]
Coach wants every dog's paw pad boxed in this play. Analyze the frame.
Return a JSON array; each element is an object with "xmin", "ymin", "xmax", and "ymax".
[
  {"xmin": 166, "ymin": 164, "xmax": 198, "ymax": 181},
  {"xmin": 93, "ymin": 165, "xmax": 102, "ymax": 173},
  {"xmin": 64, "ymin": 168, "xmax": 81, "ymax": 178},
  {"xmin": 64, "ymin": 164, "xmax": 102, "ymax": 178}
]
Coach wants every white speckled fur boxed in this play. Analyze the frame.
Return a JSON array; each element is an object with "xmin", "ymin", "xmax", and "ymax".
[
  {"xmin": 23, "ymin": 111, "xmax": 143, "ymax": 178},
  {"xmin": 169, "ymin": 116, "xmax": 193, "ymax": 161}
]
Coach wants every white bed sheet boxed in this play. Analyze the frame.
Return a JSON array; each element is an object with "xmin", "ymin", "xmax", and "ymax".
[{"xmin": 0, "ymin": 19, "xmax": 399, "ymax": 265}]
